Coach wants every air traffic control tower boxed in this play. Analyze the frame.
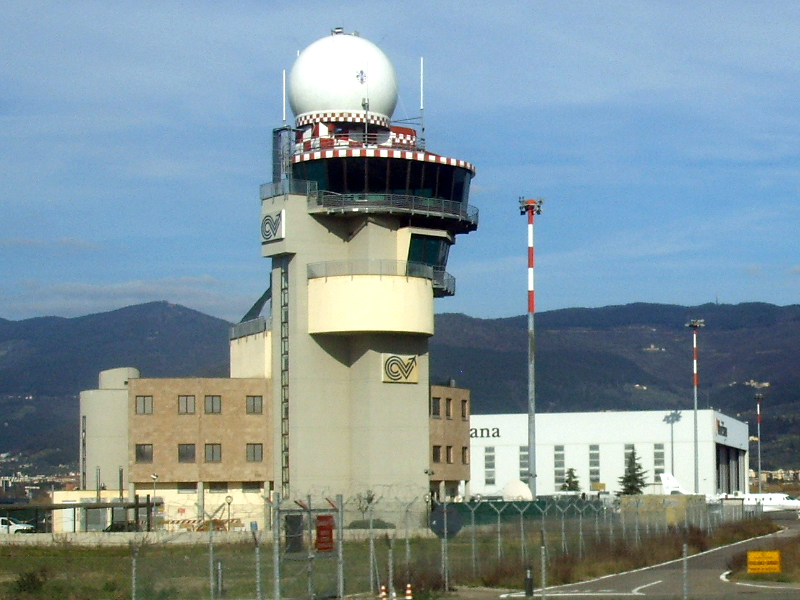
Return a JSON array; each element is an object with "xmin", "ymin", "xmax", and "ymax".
[{"xmin": 252, "ymin": 29, "xmax": 478, "ymax": 499}]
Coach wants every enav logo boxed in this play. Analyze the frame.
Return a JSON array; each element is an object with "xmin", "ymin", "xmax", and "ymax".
[
  {"xmin": 261, "ymin": 209, "xmax": 285, "ymax": 242},
  {"xmin": 382, "ymin": 354, "xmax": 418, "ymax": 384}
]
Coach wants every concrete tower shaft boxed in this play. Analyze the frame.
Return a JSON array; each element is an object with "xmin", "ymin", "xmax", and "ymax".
[{"xmin": 259, "ymin": 30, "xmax": 478, "ymax": 500}]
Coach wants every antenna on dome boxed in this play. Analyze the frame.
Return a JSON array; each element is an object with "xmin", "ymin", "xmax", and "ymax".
[{"xmin": 420, "ymin": 57, "xmax": 425, "ymax": 141}]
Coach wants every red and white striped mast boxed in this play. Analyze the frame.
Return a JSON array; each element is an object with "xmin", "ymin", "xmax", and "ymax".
[
  {"xmin": 520, "ymin": 197, "xmax": 543, "ymax": 499},
  {"xmin": 755, "ymin": 393, "xmax": 763, "ymax": 494},
  {"xmin": 686, "ymin": 318, "xmax": 704, "ymax": 494}
]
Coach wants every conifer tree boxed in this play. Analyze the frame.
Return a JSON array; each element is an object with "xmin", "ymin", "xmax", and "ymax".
[
  {"xmin": 617, "ymin": 447, "xmax": 647, "ymax": 495},
  {"xmin": 560, "ymin": 467, "xmax": 581, "ymax": 492}
]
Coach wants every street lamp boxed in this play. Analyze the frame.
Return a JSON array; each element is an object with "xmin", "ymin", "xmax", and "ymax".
[
  {"xmin": 662, "ymin": 410, "xmax": 682, "ymax": 476},
  {"xmin": 519, "ymin": 196, "xmax": 544, "ymax": 500},
  {"xmin": 685, "ymin": 319, "xmax": 705, "ymax": 494},
  {"xmin": 755, "ymin": 394, "xmax": 763, "ymax": 494},
  {"xmin": 150, "ymin": 473, "xmax": 158, "ymax": 529}
]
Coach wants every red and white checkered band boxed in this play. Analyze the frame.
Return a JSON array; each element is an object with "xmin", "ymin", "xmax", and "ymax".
[
  {"xmin": 295, "ymin": 111, "xmax": 390, "ymax": 128},
  {"xmin": 292, "ymin": 148, "xmax": 476, "ymax": 174}
]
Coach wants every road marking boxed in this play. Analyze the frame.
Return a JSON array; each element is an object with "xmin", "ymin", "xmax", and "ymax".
[{"xmin": 631, "ymin": 580, "xmax": 662, "ymax": 595}]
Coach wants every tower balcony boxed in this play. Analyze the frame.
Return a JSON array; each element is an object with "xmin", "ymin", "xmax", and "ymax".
[
  {"xmin": 307, "ymin": 259, "xmax": 455, "ymax": 298},
  {"xmin": 308, "ymin": 192, "xmax": 478, "ymax": 234}
]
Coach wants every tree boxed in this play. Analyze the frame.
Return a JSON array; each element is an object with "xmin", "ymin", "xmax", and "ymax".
[
  {"xmin": 617, "ymin": 447, "xmax": 647, "ymax": 496},
  {"xmin": 560, "ymin": 467, "xmax": 581, "ymax": 492}
]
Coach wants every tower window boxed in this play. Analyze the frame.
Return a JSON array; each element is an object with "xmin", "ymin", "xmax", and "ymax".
[
  {"xmin": 205, "ymin": 444, "xmax": 222, "ymax": 462},
  {"xmin": 135, "ymin": 444, "xmax": 153, "ymax": 463},
  {"xmin": 178, "ymin": 395, "xmax": 195, "ymax": 414},
  {"xmin": 205, "ymin": 395, "xmax": 222, "ymax": 414},
  {"xmin": 246, "ymin": 395, "xmax": 263, "ymax": 414},
  {"xmin": 246, "ymin": 443, "xmax": 263, "ymax": 462},
  {"xmin": 135, "ymin": 396, "xmax": 153, "ymax": 415},
  {"xmin": 178, "ymin": 444, "xmax": 196, "ymax": 463}
]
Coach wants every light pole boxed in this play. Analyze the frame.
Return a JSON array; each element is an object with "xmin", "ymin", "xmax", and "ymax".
[
  {"xmin": 519, "ymin": 196, "xmax": 543, "ymax": 499},
  {"xmin": 755, "ymin": 393, "xmax": 763, "ymax": 494},
  {"xmin": 150, "ymin": 473, "xmax": 158, "ymax": 529},
  {"xmin": 685, "ymin": 319, "xmax": 704, "ymax": 494},
  {"xmin": 662, "ymin": 410, "xmax": 681, "ymax": 476}
]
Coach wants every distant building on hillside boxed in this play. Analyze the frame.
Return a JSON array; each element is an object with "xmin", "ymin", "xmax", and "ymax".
[{"xmin": 469, "ymin": 410, "xmax": 748, "ymax": 499}]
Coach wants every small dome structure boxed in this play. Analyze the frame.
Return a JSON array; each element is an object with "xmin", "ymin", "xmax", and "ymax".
[
  {"xmin": 287, "ymin": 29, "xmax": 398, "ymax": 123},
  {"xmin": 502, "ymin": 479, "xmax": 534, "ymax": 501}
]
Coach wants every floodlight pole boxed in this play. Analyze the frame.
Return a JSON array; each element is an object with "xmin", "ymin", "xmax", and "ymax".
[
  {"xmin": 755, "ymin": 393, "xmax": 763, "ymax": 494},
  {"xmin": 662, "ymin": 410, "xmax": 681, "ymax": 476},
  {"xmin": 520, "ymin": 197, "xmax": 543, "ymax": 500},
  {"xmin": 686, "ymin": 319, "xmax": 704, "ymax": 494}
]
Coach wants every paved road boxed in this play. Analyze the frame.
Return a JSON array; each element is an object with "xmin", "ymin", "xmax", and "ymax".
[{"xmin": 466, "ymin": 517, "xmax": 800, "ymax": 600}]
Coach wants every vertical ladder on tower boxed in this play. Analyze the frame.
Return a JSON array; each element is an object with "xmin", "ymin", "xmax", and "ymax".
[{"xmin": 279, "ymin": 257, "xmax": 291, "ymax": 498}]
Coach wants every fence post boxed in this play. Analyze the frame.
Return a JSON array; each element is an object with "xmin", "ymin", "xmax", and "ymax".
[
  {"xmin": 337, "ymin": 494, "xmax": 344, "ymax": 599},
  {"xmin": 682, "ymin": 542, "xmax": 688, "ymax": 600},
  {"xmin": 131, "ymin": 544, "xmax": 138, "ymax": 600},
  {"xmin": 272, "ymin": 497, "xmax": 281, "ymax": 600},
  {"xmin": 540, "ymin": 529, "xmax": 547, "ymax": 600}
]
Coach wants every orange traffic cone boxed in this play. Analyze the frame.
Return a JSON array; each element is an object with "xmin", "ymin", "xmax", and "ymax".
[
  {"xmin": 405, "ymin": 583, "xmax": 413, "ymax": 600},
  {"xmin": 379, "ymin": 585, "xmax": 387, "ymax": 600}
]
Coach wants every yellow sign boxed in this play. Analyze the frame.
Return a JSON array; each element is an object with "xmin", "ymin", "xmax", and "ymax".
[
  {"xmin": 747, "ymin": 550, "xmax": 781, "ymax": 574},
  {"xmin": 381, "ymin": 354, "xmax": 418, "ymax": 384}
]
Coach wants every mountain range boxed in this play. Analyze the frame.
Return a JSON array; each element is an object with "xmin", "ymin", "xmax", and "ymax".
[{"xmin": 1, "ymin": 301, "xmax": 798, "ymax": 472}]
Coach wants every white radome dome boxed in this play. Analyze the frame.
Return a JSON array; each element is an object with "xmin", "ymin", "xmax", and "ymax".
[{"xmin": 288, "ymin": 31, "xmax": 398, "ymax": 121}]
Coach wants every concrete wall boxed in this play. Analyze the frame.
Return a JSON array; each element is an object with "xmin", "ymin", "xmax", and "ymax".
[
  {"xmin": 80, "ymin": 367, "xmax": 140, "ymax": 491},
  {"xmin": 469, "ymin": 410, "xmax": 749, "ymax": 498}
]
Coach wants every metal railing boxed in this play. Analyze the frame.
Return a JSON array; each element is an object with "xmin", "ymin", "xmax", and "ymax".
[
  {"xmin": 294, "ymin": 131, "xmax": 425, "ymax": 152},
  {"xmin": 260, "ymin": 179, "xmax": 319, "ymax": 201},
  {"xmin": 309, "ymin": 192, "xmax": 478, "ymax": 229},
  {"xmin": 307, "ymin": 260, "xmax": 455, "ymax": 297}
]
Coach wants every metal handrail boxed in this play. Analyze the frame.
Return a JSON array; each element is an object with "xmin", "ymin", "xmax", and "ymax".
[
  {"xmin": 309, "ymin": 192, "xmax": 479, "ymax": 226},
  {"xmin": 294, "ymin": 131, "xmax": 425, "ymax": 152},
  {"xmin": 307, "ymin": 260, "xmax": 434, "ymax": 280},
  {"xmin": 307, "ymin": 260, "xmax": 456, "ymax": 297},
  {"xmin": 260, "ymin": 179, "xmax": 319, "ymax": 201}
]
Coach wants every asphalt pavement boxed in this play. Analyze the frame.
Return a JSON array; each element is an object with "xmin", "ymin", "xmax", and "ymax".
[{"xmin": 453, "ymin": 516, "xmax": 800, "ymax": 600}]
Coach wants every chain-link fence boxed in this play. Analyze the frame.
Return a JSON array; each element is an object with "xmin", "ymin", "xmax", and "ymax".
[{"xmin": 0, "ymin": 493, "xmax": 764, "ymax": 599}]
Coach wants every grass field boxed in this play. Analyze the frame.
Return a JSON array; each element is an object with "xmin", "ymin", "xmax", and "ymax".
[{"xmin": 0, "ymin": 518, "xmax": 779, "ymax": 600}]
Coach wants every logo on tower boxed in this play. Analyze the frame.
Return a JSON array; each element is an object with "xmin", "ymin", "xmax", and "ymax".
[
  {"xmin": 382, "ymin": 354, "xmax": 418, "ymax": 384},
  {"xmin": 261, "ymin": 209, "xmax": 285, "ymax": 243}
]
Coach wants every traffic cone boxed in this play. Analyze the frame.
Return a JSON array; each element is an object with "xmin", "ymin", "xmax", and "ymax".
[
  {"xmin": 405, "ymin": 583, "xmax": 413, "ymax": 600},
  {"xmin": 379, "ymin": 585, "xmax": 387, "ymax": 600}
]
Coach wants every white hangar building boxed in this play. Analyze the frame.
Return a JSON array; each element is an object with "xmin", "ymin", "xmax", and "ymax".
[{"xmin": 469, "ymin": 410, "xmax": 749, "ymax": 499}]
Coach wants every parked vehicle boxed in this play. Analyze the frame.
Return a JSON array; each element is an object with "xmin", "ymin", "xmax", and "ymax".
[{"xmin": 0, "ymin": 517, "xmax": 34, "ymax": 533}]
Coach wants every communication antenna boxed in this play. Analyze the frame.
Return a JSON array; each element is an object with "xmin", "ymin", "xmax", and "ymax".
[
  {"xmin": 282, "ymin": 69, "xmax": 286, "ymax": 124},
  {"xmin": 420, "ymin": 57, "xmax": 425, "ymax": 138}
]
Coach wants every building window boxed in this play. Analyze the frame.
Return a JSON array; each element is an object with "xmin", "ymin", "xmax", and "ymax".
[
  {"xmin": 205, "ymin": 395, "xmax": 222, "ymax": 414},
  {"xmin": 242, "ymin": 481, "xmax": 262, "ymax": 494},
  {"xmin": 135, "ymin": 396, "xmax": 153, "ymax": 415},
  {"xmin": 178, "ymin": 395, "xmax": 195, "ymax": 414},
  {"xmin": 484, "ymin": 447, "xmax": 495, "ymax": 485},
  {"xmin": 554, "ymin": 445, "xmax": 565, "ymax": 487},
  {"xmin": 208, "ymin": 482, "xmax": 228, "ymax": 493},
  {"xmin": 589, "ymin": 444, "xmax": 600, "ymax": 483},
  {"xmin": 430, "ymin": 397, "xmax": 441, "ymax": 418},
  {"xmin": 178, "ymin": 444, "xmax": 196, "ymax": 463},
  {"xmin": 246, "ymin": 443, "xmax": 263, "ymax": 462},
  {"xmin": 654, "ymin": 443, "xmax": 665, "ymax": 477},
  {"xmin": 519, "ymin": 446, "xmax": 530, "ymax": 480},
  {"xmin": 246, "ymin": 395, "xmax": 263, "ymax": 414},
  {"xmin": 461, "ymin": 399, "xmax": 469, "ymax": 420},
  {"xmin": 177, "ymin": 482, "xmax": 197, "ymax": 494},
  {"xmin": 432, "ymin": 445, "xmax": 442, "ymax": 463},
  {"xmin": 205, "ymin": 443, "xmax": 222, "ymax": 462},
  {"xmin": 624, "ymin": 443, "xmax": 635, "ymax": 465},
  {"xmin": 446, "ymin": 446, "xmax": 453, "ymax": 464},
  {"xmin": 445, "ymin": 398, "xmax": 453, "ymax": 419},
  {"xmin": 462, "ymin": 446, "xmax": 469, "ymax": 465},
  {"xmin": 135, "ymin": 444, "xmax": 153, "ymax": 463}
]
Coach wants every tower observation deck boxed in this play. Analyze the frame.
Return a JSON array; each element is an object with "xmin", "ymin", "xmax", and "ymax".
[{"xmin": 257, "ymin": 28, "xmax": 479, "ymax": 499}]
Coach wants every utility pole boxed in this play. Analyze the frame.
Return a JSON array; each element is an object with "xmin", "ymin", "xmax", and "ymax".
[
  {"xmin": 519, "ymin": 197, "xmax": 543, "ymax": 499},
  {"xmin": 685, "ymin": 319, "xmax": 704, "ymax": 494},
  {"xmin": 756, "ymin": 393, "xmax": 763, "ymax": 494}
]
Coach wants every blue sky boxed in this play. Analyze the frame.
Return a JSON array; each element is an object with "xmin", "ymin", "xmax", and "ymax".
[{"xmin": 3, "ymin": 1, "xmax": 800, "ymax": 322}]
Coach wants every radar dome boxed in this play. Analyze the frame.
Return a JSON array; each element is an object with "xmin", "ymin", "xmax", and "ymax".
[{"xmin": 288, "ymin": 30, "xmax": 398, "ymax": 122}]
